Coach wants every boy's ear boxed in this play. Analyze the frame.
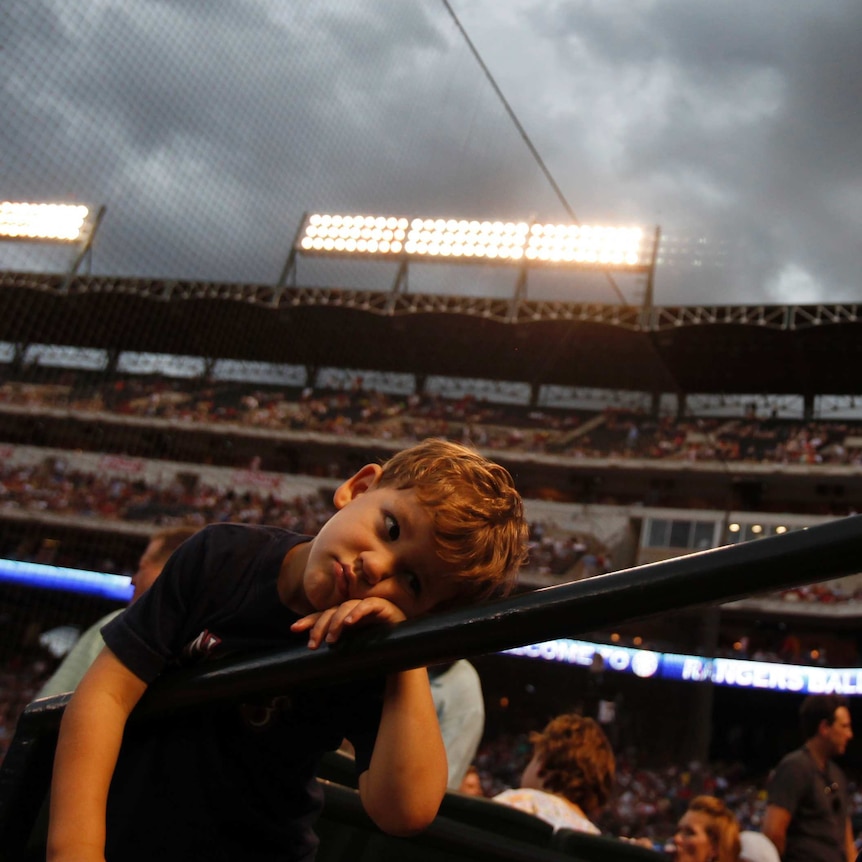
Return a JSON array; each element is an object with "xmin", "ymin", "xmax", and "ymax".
[{"xmin": 333, "ymin": 463, "xmax": 383, "ymax": 509}]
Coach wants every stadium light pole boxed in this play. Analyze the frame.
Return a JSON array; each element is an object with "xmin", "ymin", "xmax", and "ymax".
[
  {"xmin": 0, "ymin": 200, "xmax": 106, "ymax": 292},
  {"xmin": 275, "ymin": 210, "xmax": 307, "ymax": 294},
  {"xmin": 641, "ymin": 226, "xmax": 661, "ymax": 317},
  {"xmin": 281, "ymin": 211, "xmax": 659, "ymax": 304}
]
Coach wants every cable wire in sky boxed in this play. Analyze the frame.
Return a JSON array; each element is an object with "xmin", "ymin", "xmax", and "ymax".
[{"xmin": 441, "ymin": 0, "xmax": 627, "ymax": 306}]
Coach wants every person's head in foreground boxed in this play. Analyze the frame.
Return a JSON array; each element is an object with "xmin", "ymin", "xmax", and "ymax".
[
  {"xmin": 521, "ymin": 713, "xmax": 615, "ymax": 817},
  {"xmin": 295, "ymin": 437, "xmax": 529, "ymax": 625},
  {"xmin": 673, "ymin": 795, "xmax": 741, "ymax": 862}
]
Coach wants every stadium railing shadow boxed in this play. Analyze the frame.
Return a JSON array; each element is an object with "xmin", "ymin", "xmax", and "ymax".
[{"xmin": 3, "ymin": 514, "xmax": 862, "ymax": 861}]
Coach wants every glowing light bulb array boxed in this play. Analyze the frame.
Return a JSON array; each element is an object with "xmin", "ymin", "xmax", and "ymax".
[
  {"xmin": 0, "ymin": 201, "xmax": 90, "ymax": 242},
  {"xmin": 298, "ymin": 213, "xmax": 649, "ymax": 268}
]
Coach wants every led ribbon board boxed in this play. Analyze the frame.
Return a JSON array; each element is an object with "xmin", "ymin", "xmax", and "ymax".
[
  {"xmin": 505, "ymin": 639, "xmax": 862, "ymax": 697},
  {"xmin": 297, "ymin": 212, "xmax": 652, "ymax": 270},
  {"xmin": 0, "ymin": 558, "xmax": 132, "ymax": 602}
]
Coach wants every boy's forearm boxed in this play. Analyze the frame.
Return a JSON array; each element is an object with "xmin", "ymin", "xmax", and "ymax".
[
  {"xmin": 48, "ymin": 650, "xmax": 146, "ymax": 861},
  {"xmin": 359, "ymin": 667, "xmax": 447, "ymax": 836}
]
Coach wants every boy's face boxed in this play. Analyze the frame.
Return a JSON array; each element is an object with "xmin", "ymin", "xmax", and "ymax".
[{"xmin": 297, "ymin": 464, "xmax": 460, "ymax": 618}]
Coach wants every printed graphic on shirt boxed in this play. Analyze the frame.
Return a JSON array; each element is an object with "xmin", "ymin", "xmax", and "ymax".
[{"xmin": 183, "ymin": 629, "xmax": 223, "ymax": 659}]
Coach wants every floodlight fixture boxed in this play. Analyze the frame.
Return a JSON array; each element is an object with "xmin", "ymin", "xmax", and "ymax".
[
  {"xmin": 295, "ymin": 212, "xmax": 655, "ymax": 272},
  {"xmin": 0, "ymin": 200, "xmax": 106, "ymax": 291},
  {"xmin": 0, "ymin": 201, "xmax": 93, "ymax": 243}
]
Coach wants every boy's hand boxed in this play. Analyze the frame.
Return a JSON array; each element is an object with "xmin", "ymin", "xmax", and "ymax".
[{"xmin": 291, "ymin": 598, "xmax": 406, "ymax": 649}]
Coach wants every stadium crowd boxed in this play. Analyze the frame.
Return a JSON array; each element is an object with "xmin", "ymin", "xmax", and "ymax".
[
  {"xmin": 4, "ymin": 455, "xmax": 859, "ymax": 612},
  {"xmin": 3, "ymin": 372, "xmax": 862, "ymax": 468},
  {"xmin": 473, "ymin": 727, "xmax": 862, "ymax": 850},
  {"xmin": 0, "ymin": 460, "xmax": 335, "ymax": 535},
  {"xmin": 0, "ymin": 459, "xmax": 597, "ymax": 580},
  {"xmin": 5, "ymin": 456, "xmax": 861, "ymax": 614}
]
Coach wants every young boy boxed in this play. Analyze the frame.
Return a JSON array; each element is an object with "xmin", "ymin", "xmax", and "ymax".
[{"xmin": 47, "ymin": 438, "xmax": 528, "ymax": 862}]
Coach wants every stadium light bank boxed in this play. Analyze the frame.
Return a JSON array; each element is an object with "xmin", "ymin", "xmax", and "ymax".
[
  {"xmin": 0, "ymin": 200, "xmax": 106, "ymax": 291},
  {"xmin": 279, "ymin": 211, "xmax": 660, "ymax": 305}
]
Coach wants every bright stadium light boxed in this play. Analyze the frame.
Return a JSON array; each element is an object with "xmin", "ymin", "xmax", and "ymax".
[
  {"xmin": 0, "ymin": 201, "xmax": 92, "ymax": 243},
  {"xmin": 295, "ymin": 212, "xmax": 654, "ymax": 271},
  {"xmin": 0, "ymin": 200, "xmax": 106, "ymax": 291}
]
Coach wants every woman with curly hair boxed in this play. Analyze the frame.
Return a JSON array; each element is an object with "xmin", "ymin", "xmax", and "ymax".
[{"xmin": 493, "ymin": 712, "xmax": 615, "ymax": 833}]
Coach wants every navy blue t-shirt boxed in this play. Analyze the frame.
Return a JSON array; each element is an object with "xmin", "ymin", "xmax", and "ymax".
[{"xmin": 101, "ymin": 523, "xmax": 384, "ymax": 862}]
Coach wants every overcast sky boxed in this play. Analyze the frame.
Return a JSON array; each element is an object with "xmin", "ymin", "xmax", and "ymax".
[{"xmin": 3, "ymin": 0, "xmax": 861, "ymax": 306}]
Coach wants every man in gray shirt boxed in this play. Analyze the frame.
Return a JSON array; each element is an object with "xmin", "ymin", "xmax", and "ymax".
[{"xmin": 763, "ymin": 694, "xmax": 855, "ymax": 862}]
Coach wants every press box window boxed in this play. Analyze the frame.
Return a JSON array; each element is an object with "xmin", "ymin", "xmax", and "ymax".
[{"xmin": 645, "ymin": 519, "xmax": 717, "ymax": 550}]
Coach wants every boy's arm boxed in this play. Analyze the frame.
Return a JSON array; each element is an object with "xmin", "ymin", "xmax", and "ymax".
[
  {"xmin": 291, "ymin": 598, "xmax": 448, "ymax": 835},
  {"xmin": 47, "ymin": 648, "xmax": 148, "ymax": 862},
  {"xmin": 358, "ymin": 667, "xmax": 447, "ymax": 836}
]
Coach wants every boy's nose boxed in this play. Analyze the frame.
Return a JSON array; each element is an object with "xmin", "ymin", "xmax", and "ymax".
[{"xmin": 360, "ymin": 553, "xmax": 391, "ymax": 586}]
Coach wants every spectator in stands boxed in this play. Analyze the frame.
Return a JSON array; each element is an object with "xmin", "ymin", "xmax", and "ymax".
[
  {"xmin": 493, "ymin": 712, "xmax": 614, "ymax": 834},
  {"xmin": 672, "ymin": 795, "xmax": 741, "ymax": 862},
  {"xmin": 47, "ymin": 438, "xmax": 529, "ymax": 862},
  {"xmin": 763, "ymin": 693, "xmax": 855, "ymax": 862},
  {"xmin": 37, "ymin": 526, "xmax": 199, "ymax": 698},
  {"xmin": 429, "ymin": 659, "xmax": 486, "ymax": 790},
  {"xmin": 458, "ymin": 765, "xmax": 485, "ymax": 797}
]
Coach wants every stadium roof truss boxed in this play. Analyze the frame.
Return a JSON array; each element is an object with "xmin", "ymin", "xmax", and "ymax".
[{"xmin": 2, "ymin": 270, "xmax": 862, "ymax": 399}]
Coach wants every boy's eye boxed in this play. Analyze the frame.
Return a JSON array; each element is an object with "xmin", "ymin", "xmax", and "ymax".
[{"xmin": 383, "ymin": 513, "xmax": 400, "ymax": 541}]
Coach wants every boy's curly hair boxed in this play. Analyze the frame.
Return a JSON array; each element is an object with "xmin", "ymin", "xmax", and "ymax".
[
  {"xmin": 685, "ymin": 796, "xmax": 741, "ymax": 862},
  {"xmin": 378, "ymin": 438, "xmax": 528, "ymax": 602},
  {"xmin": 529, "ymin": 713, "xmax": 615, "ymax": 815}
]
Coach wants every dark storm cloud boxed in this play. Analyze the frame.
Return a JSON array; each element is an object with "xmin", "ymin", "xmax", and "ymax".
[
  {"xmin": 4, "ymin": 0, "xmax": 533, "ymax": 285},
  {"xmin": 478, "ymin": 1, "xmax": 862, "ymax": 303},
  {"xmin": 2, "ymin": 0, "xmax": 860, "ymax": 304}
]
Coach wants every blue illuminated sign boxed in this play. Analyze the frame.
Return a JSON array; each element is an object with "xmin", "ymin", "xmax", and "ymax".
[
  {"xmin": 504, "ymin": 639, "xmax": 862, "ymax": 696},
  {"xmin": 0, "ymin": 558, "xmax": 133, "ymax": 601}
]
